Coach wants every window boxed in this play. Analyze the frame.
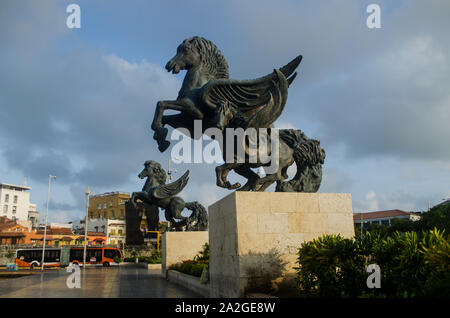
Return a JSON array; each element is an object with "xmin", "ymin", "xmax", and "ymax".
[
  {"xmin": 111, "ymin": 210, "xmax": 115, "ymax": 219},
  {"xmin": 12, "ymin": 206, "xmax": 17, "ymax": 214},
  {"xmin": 120, "ymin": 210, "xmax": 124, "ymax": 219},
  {"xmin": 103, "ymin": 203, "xmax": 107, "ymax": 209},
  {"xmin": 87, "ymin": 249, "xmax": 102, "ymax": 262},
  {"xmin": 110, "ymin": 200, "xmax": 113, "ymax": 207},
  {"xmin": 70, "ymin": 249, "xmax": 84, "ymax": 262},
  {"xmin": 5, "ymin": 194, "xmax": 9, "ymax": 202},
  {"xmin": 97, "ymin": 204, "xmax": 101, "ymax": 210},
  {"xmin": 89, "ymin": 212, "xmax": 93, "ymax": 219},
  {"xmin": 110, "ymin": 230, "xmax": 115, "ymax": 236},
  {"xmin": 118, "ymin": 229, "xmax": 123, "ymax": 236},
  {"xmin": 3, "ymin": 205, "xmax": 7, "ymax": 213},
  {"xmin": 13, "ymin": 195, "xmax": 18, "ymax": 203},
  {"xmin": 104, "ymin": 249, "xmax": 121, "ymax": 259}
]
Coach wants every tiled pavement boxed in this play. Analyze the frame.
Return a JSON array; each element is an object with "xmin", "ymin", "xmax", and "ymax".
[{"xmin": 0, "ymin": 266, "xmax": 201, "ymax": 298}]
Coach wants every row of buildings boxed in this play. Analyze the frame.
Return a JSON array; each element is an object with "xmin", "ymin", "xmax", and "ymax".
[
  {"xmin": 0, "ymin": 217, "xmax": 107, "ymax": 246},
  {"xmin": 0, "ymin": 183, "xmax": 165, "ymax": 246},
  {"xmin": 0, "ymin": 183, "xmax": 152, "ymax": 246},
  {"xmin": 2, "ymin": 181, "xmax": 446, "ymax": 246}
]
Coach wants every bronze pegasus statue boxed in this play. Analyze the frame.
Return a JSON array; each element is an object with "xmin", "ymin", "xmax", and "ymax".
[
  {"xmin": 131, "ymin": 160, "xmax": 208, "ymax": 231},
  {"xmin": 151, "ymin": 36, "xmax": 325, "ymax": 193},
  {"xmin": 151, "ymin": 36, "xmax": 301, "ymax": 152}
]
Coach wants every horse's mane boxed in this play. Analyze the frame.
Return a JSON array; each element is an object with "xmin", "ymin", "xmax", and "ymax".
[
  {"xmin": 144, "ymin": 160, "xmax": 167, "ymax": 185},
  {"xmin": 187, "ymin": 36, "xmax": 229, "ymax": 80}
]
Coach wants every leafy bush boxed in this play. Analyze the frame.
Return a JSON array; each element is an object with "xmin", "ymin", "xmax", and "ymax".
[
  {"xmin": 177, "ymin": 260, "xmax": 208, "ymax": 277},
  {"xmin": 296, "ymin": 234, "xmax": 366, "ymax": 297},
  {"xmin": 123, "ymin": 251, "xmax": 161, "ymax": 264},
  {"xmin": 193, "ymin": 243, "xmax": 209, "ymax": 264},
  {"xmin": 173, "ymin": 243, "xmax": 209, "ymax": 277},
  {"xmin": 296, "ymin": 228, "xmax": 450, "ymax": 298}
]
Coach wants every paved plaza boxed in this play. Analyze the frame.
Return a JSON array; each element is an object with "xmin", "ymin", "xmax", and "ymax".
[{"xmin": 0, "ymin": 266, "xmax": 201, "ymax": 298}]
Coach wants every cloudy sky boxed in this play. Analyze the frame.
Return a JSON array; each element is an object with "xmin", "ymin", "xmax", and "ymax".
[{"xmin": 1, "ymin": 0, "xmax": 449, "ymax": 223}]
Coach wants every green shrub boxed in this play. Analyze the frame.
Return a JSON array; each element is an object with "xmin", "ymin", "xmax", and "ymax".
[
  {"xmin": 122, "ymin": 251, "xmax": 161, "ymax": 264},
  {"xmin": 178, "ymin": 261, "xmax": 208, "ymax": 277},
  {"xmin": 173, "ymin": 244, "xmax": 209, "ymax": 277},
  {"xmin": 296, "ymin": 234, "xmax": 366, "ymax": 297},
  {"xmin": 295, "ymin": 228, "xmax": 450, "ymax": 298},
  {"xmin": 193, "ymin": 243, "xmax": 209, "ymax": 263}
]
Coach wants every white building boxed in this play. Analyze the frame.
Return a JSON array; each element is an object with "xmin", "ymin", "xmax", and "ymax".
[
  {"xmin": 28, "ymin": 203, "xmax": 40, "ymax": 229},
  {"xmin": 49, "ymin": 222, "xmax": 72, "ymax": 229},
  {"xmin": 0, "ymin": 183, "xmax": 35, "ymax": 222},
  {"xmin": 354, "ymin": 209, "xmax": 421, "ymax": 227},
  {"xmin": 73, "ymin": 218, "xmax": 126, "ymax": 245}
]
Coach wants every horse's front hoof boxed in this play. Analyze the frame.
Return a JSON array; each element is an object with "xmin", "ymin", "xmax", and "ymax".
[
  {"xmin": 158, "ymin": 140, "xmax": 171, "ymax": 152},
  {"xmin": 153, "ymin": 127, "xmax": 168, "ymax": 141}
]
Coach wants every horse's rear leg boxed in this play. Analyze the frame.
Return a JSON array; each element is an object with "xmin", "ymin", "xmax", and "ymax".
[
  {"xmin": 234, "ymin": 166, "xmax": 260, "ymax": 191},
  {"xmin": 169, "ymin": 197, "xmax": 186, "ymax": 220},
  {"xmin": 216, "ymin": 163, "xmax": 241, "ymax": 189}
]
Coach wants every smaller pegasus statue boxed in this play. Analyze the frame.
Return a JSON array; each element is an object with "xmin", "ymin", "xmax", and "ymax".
[{"xmin": 131, "ymin": 160, "xmax": 208, "ymax": 231}]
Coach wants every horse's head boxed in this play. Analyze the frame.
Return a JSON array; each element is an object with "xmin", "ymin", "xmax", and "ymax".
[
  {"xmin": 165, "ymin": 36, "xmax": 229, "ymax": 79},
  {"xmin": 166, "ymin": 37, "xmax": 202, "ymax": 74},
  {"xmin": 215, "ymin": 101, "xmax": 234, "ymax": 130},
  {"xmin": 138, "ymin": 160, "xmax": 167, "ymax": 185}
]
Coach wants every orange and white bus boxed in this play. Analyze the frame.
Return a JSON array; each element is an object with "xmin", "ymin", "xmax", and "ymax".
[
  {"xmin": 68, "ymin": 247, "xmax": 121, "ymax": 267},
  {"xmin": 15, "ymin": 246, "xmax": 122, "ymax": 268}
]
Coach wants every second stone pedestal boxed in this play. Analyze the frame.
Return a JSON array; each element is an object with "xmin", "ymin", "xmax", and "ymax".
[{"xmin": 208, "ymin": 192, "xmax": 355, "ymax": 297}]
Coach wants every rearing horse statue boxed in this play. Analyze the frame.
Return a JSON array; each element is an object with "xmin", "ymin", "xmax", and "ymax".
[
  {"xmin": 151, "ymin": 36, "xmax": 302, "ymax": 152},
  {"xmin": 131, "ymin": 160, "xmax": 208, "ymax": 231}
]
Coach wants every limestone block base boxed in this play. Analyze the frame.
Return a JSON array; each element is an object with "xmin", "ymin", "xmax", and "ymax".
[
  {"xmin": 161, "ymin": 231, "xmax": 209, "ymax": 276},
  {"xmin": 208, "ymin": 192, "xmax": 354, "ymax": 298}
]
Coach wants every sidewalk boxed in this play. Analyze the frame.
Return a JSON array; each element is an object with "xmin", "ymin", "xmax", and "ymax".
[{"xmin": 0, "ymin": 266, "xmax": 202, "ymax": 298}]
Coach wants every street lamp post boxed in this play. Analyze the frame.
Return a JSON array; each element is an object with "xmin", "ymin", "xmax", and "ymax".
[
  {"xmin": 167, "ymin": 157, "xmax": 180, "ymax": 182},
  {"xmin": 83, "ymin": 187, "xmax": 90, "ymax": 268},
  {"xmin": 41, "ymin": 174, "xmax": 56, "ymax": 271}
]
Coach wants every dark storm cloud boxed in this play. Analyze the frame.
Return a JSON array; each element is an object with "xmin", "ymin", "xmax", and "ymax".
[
  {"xmin": 225, "ymin": 0, "xmax": 450, "ymax": 162},
  {"xmin": 1, "ymin": 0, "xmax": 449, "ymax": 221},
  {"xmin": 0, "ymin": 2, "xmax": 180, "ymax": 191}
]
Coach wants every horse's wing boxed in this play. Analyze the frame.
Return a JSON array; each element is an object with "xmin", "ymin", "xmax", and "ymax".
[
  {"xmin": 153, "ymin": 170, "xmax": 190, "ymax": 199},
  {"xmin": 201, "ymin": 55, "xmax": 302, "ymax": 128}
]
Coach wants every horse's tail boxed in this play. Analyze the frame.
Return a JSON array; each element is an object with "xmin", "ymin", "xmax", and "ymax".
[
  {"xmin": 185, "ymin": 201, "xmax": 208, "ymax": 231},
  {"xmin": 276, "ymin": 129, "xmax": 325, "ymax": 192}
]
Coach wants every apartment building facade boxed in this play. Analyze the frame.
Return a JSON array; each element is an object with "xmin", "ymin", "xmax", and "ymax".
[
  {"xmin": 88, "ymin": 192, "xmax": 129, "ymax": 220},
  {"xmin": 0, "ymin": 183, "xmax": 35, "ymax": 222}
]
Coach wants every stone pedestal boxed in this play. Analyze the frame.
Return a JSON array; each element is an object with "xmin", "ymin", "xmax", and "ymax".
[
  {"xmin": 208, "ymin": 192, "xmax": 354, "ymax": 298},
  {"xmin": 161, "ymin": 231, "xmax": 209, "ymax": 276}
]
